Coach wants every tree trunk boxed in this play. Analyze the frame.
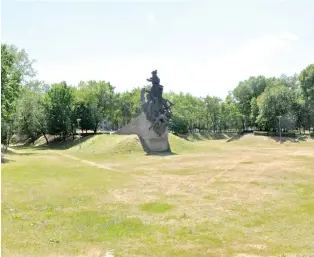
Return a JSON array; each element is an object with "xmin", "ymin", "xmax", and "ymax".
[
  {"xmin": 71, "ymin": 124, "xmax": 75, "ymax": 140},
  {"xmin": 94, "ymin": 122, "xmax": 99, "ymax": 134},
  {"xmin": 43, "ymin": 133, "xmax": 49, "ymax": 145}
]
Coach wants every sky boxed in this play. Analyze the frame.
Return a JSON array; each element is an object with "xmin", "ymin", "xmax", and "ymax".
[{"xmin": 2, "ymin": 0, "xmax": 314, "ymax": 98}]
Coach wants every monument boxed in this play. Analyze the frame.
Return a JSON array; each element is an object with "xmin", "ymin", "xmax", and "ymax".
[{"xmin": 116, "ymin": 70, "xmax": 174, "ymax": 153}]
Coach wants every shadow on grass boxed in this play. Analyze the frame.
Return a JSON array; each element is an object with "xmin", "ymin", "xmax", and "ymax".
[
  {"xmin": 8, "ymin": 135, "xmax": 95, "ymax": 153},
  {"xmin": 5, "ymin": 149, "xmax": 37, "ymax": 155},
  {"xmin": 1, "ymin": 156, "xmax": 16, "ymax": 163},
  {"xmin": 295, "ymin": 135, "xmax": 310, "ymax": 141},
  {"xmin": 1, "ymin": 148, "xmax": 16, "ymax": 163},
  {"xmin": 37, "ymin": 134, "xmax": 95, "ymax": 151},
  {"xmin": 269, "ymin": 135, "xmax": 308, "ymax": 143},
  {"xmin": 226, "ymin": 131, "xmax": 254, "ymax": 142},
  {"xmin": 145, "ymin": 151, "xmax": 178, "ymax": 157},
  {"xmin": 176, "ymin": 131, "xmax": 241, "ymax": 142},
  {"xmin": 226, "ymin": 134, "xmax": 245, "ymax": 142}
]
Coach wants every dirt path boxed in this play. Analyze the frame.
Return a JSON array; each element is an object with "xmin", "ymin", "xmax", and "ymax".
[{"xmin": 51, "ymin": 151, "xmax": 119, "ymax": 171}]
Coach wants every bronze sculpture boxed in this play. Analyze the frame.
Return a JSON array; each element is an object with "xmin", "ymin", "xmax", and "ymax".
[
  {"xmin": 117, "ymin": 70, "xmax": 173, "ymax": 153},
  {"xmin": 142, "ymin": 70, "xmax": 173, "ymax": 136}
]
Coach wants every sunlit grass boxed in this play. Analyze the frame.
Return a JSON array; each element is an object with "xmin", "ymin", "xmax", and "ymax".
[{"xmin": 2, "ymin": 134, "xmax": 314, "ymax": 256}]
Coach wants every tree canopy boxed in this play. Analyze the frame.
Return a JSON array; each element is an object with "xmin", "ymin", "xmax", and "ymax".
[{"xmin": 2, "ymin": 43, "xmax": 313, "ymax": 145}]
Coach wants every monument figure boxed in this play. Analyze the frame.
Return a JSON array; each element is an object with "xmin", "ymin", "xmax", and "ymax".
[{"xmin": 116, "ymin": 70, "xmax": 174, "ymax": 153}]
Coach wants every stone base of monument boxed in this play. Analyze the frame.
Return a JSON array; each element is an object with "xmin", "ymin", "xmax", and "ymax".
[{"xmin": 116, "ymin": 112, "xmax": 171, "ymax": 153}]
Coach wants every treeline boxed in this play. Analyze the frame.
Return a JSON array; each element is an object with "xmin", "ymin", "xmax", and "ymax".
[
  {"xmin": 167, "ymin": 71, "xmax": 314, "ymax": 135},
  {"xmin": 1, "ymin": 43, "xmax": 314, "ymax": 146}
]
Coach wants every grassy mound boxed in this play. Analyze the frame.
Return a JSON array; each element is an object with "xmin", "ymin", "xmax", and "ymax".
[
  {"xmin": 67, "ymin": 134, "xmax": 143, "ymax": 155},
  {"xmin": 168, "ymin": 133, "xmax": 197, "ymax": 153},
  {"xmin": 63, "ymin": 133, "xmax": 196, "ymax": 156},
  {"xmin": 45, "ymin": 133, "xmax": 197, "ymax": 155}
]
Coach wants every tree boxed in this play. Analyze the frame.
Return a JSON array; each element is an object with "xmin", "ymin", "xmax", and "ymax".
[
  {"xmin": 78, "ymin": 81, "xmax": 115, "ymax": 133},
  {"xmin": 7, "ymin": 44, "xmax": 37, "ymax": 84},
  {"xmin": 221, "ymin": 94, "xmax": 243, "ymax": 132},
  {"xmin": 15, "ymin": 84, "xmax": 48, "ymax": 144},
  {"xmin": 169, "ymin": 116, "xmax": 189, "ymax": 134},
  {"xmin": 73, "ymin": 100, "xmax": 94, "ymax": 132},
  {"xmin": 108, "ymin": 93, "xmax": 124, "ymax": 130},
  {"xmin": 299, "ymin": 64, "xmax": 314, "ymax": 131},
  {"xmin": 165, "ymin": 92, "xmax": 200, "ymax": 132},
  {"xmin": 204, "ymin": 96, "xmax": 221, "ymax": 132},
  {"xmin": 233, "ymin": 76, "xmax": 267, "ymax": 130},
  {"xmin": 250, "ymin": 97, "xmax": 259, "ymax": 128},
  {"xmin": 279, "ymin": 73, "xmax": 299, "ymax": 89},
  {"xmin": 1, "ymin": 44, "xmax": 22, "ymax": 122},
  {"xmin": 45, "ymin": 82, "xmax": 75, "ymax": 140},
  {"xmin": 1, "ymin": 44, "xmax": 22, "ymax": 146},
  {"xmin": 257, "ymin": 85, "xmax": 294, "ymax": 131}
]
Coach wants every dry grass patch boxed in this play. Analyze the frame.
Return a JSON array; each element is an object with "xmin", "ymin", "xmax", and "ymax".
[{"xmin": 2, "ymin": 135, "xmax": 314, "ymax": 256}]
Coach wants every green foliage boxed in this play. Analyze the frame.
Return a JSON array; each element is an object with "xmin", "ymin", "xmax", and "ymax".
[
  {"xmin": 169, "ymin": 116, "xmax": 189, "ymax": 134},
  {"xmin": 279, "ymin": 73, "xmax": 299, "ymax": 89},
  {"xmin": 15, "ymin": 84, "xmax": 48, "ymax": 144},
  {"xmin": 299, "ymin": 64, "xmax": 314, "ymax": 129},
  {"xmin": 1, "ymin": 44, "xmax": 22, "ymax": 123},
  {"xmin": 7, "ymin": 44, "xmax": 37, "ymax": 84},
  {"xmin": 299, "ymin": 64, "xmax": 314, "ymax": 103},
  {"xmin": 44, "ymin": 82, "xmax": 75, "ymax": 139},
  {"xmin": 2, "ymin": 43, "xmax": 314, "ymax": 144},
  {"xmin": 73, "ymin": 100, "xmax": 94, "ymax": 132},
  {"xmin": 257, "ymin": 85, "xmax": 294, "ymax": 130},
  {"xmin": 76, "ymin": 80, "xmax": 115, "ymax": 133},
  {"xmin": 107, "ymin": 87, "xmax": 141, "ymax": 129},
  {"xmin": 250, "ymin": 97, "xmax": 259, "ymax": 127},
  {"xmin": 233, "ymin": 76, "xmax": 267, "ymax": 129},
  {"xmin": 119, "ymin": 87, "xmax": 142, "ymax": 124},
  {"xmin": 166, "ymin": 92, "xmax": 205, "ymax": 131},
  {"xmin": 204, "ymin": 96, "xmax": 221, "ymax": 132},
  {"xmin": 1, "ymin": 44, "xmax": 22, "ymax": 146}
]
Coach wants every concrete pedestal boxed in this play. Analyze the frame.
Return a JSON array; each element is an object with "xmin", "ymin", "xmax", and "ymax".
[{"xmin": 116, "ymin": 113, "xmax": 171, "ymax": 153}]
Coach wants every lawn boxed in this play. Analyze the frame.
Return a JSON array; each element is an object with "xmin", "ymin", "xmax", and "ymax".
[{"xmin": 2, "ymin": 134, "xmax": 314, "ymax": 257}]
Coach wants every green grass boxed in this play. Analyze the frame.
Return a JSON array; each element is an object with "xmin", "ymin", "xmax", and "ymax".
[
  {"xmin": 2, "ymin": 134, "xmax": 314, "ymax": 257},
  {"xmin": 140, "ymin": 202, "xmax": 174, "ymax": 213}
]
